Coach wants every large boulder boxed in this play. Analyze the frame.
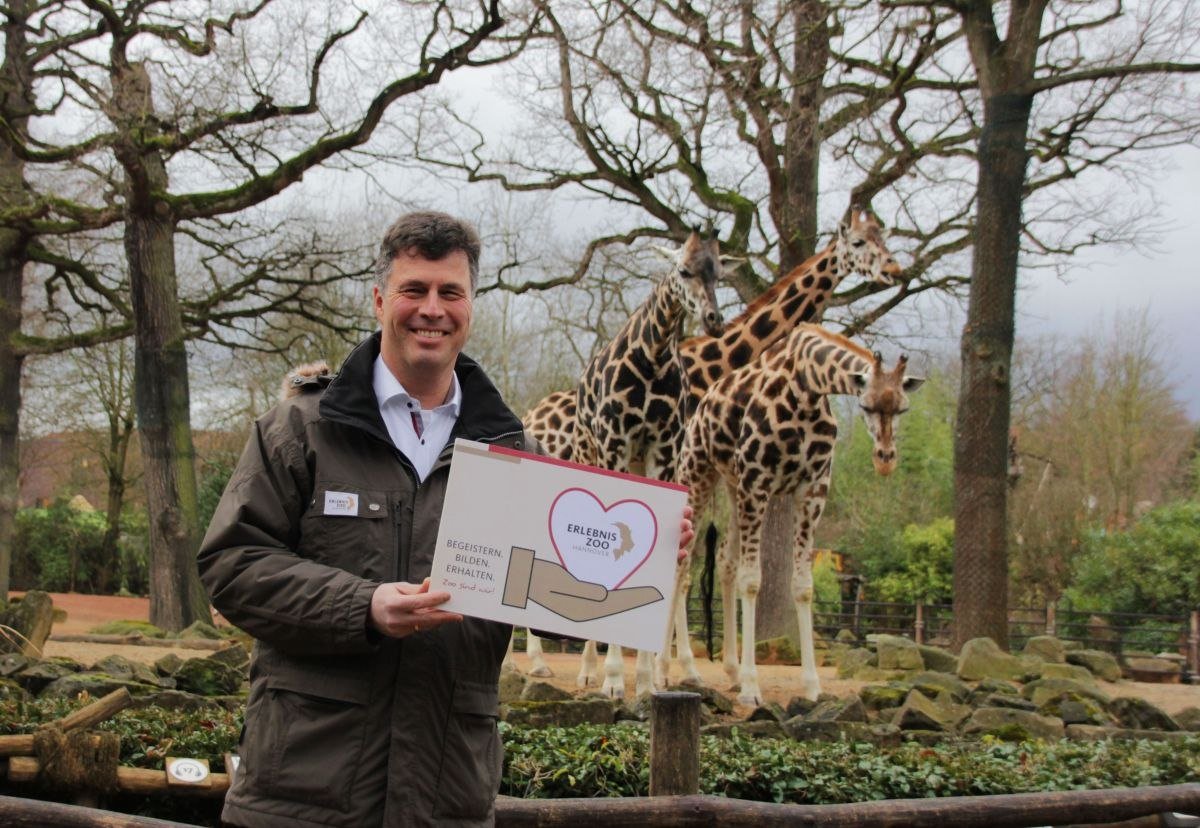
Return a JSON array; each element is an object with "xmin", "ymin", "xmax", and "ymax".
[
  {"xmin": 871, "ymin": 635, "xmax": 924, "ymax": 671},
  {"xmin": 806, "ymin": 696, "xmax": 868, "ymax": 724},
  {"xmin": 39, "ymin": 673, "xmax": 158, "ymax": 700},
  {"xmin": 916, "ymin": 644, "xmax": 958, "ymax": 674},
  {"xmin": 859, "ymin": 682, "xmax": 912, "ymax": 711},
  {"xmin": 504, "ymin": 698, "xmax": 617, "ymax": 727},
  {"xmin": 0, "ymin": 591, "xmax": 55, "ymax": 656},
  {"xmin": 1122, "ymin": 656, "xmax": 1181, "ymax": 684},
  {"xmin": 498, "ymin": 668, "xmax": 528, "ymax": 704},
  {"xmin": 1065, "ymin": 650, "xmax": 1122, "ymax": 682},
  {"xmin": 0, "ymin": 653, "xmax": 30, "ymax": 677},
  {"xmin": 90, "ymin": 654, "xmax": 163, "ymax": 686},
  {"xmin": 755, "ymin": 636, "xmax": 803, "ymax": 665},
  {"xmin": 702, "ymin": 721, "xmax": 787, "ymax": 740},
  {"xmin": 1021, "ymin": 636, "xmax": 1066, "ymax": 664},
  {"xmin": 173, "ymin": 657, "xmax": 243, "ymax": 696},
  {"xmin": 746, "ymin": 702, "xmax": 789, "ymax": 724},
  {"xmin": 1038, "ymin": 663, "xmax": 1096, "ymax": 684},
  {"xmin": 962, "ymin": 707, "xmax": 1065, "ymax": 742},
  {"xmin": 957, "ymin": 637, "xmax": 1037, "ymax": 682},
  {"xmin": 520, "ymin": 680, "xmax": 572, "ymax": 702},
  {"xmin": 13, "ymin": 658, "xmax": 84, "ymax": 694},
  {"xmin": 894, "ymin": 689, "xmax": 969, "ymax": 732},
  {"xmin": 1106, "ymin": 697, "xmax": 1180, "ymax": 731},
  {"xmin": 1022, "ymin": 678, "xmax": 1111, "ymax": 708},
  {"xmin": 909, "ymin": 671, "xmax": 971, "ymax": 703},
  {"xmin": 836, "ymin": 648, "xmax": 875, "ymax": 678}
]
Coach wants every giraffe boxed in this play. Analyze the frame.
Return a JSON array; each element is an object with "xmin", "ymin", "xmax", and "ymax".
[
  {"xmin": 519, "ymin": 207, "xmax": 903, "ymax": 680},
  {"xmin": 668, "ymin": 323, "xmax": 924, "ymax": 705},
  {"xmin": 569, "ymin": 227, "xmax": 727, "ymax": 699}
]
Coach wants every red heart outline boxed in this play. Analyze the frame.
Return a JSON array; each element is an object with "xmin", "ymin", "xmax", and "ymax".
[{"xmin": 547, "ymin": 487, "xmax": 659, "ymax": 589}]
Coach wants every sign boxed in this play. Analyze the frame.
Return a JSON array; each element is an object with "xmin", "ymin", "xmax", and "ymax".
[
  {"xmin": 429, "ymin": 440, "xmax": 687, "ymax": 652},
  {"xmin": 166, "ymin": 757, "xmax": 211, "ymax": 788}
]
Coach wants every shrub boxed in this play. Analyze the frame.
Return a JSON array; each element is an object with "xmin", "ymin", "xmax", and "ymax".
[{"xmin": 12, "ymin": 501, "xmax": 109, "ymax": 593}]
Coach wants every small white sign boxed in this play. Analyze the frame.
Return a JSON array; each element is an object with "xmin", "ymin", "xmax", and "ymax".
[
  {"xmin": 166, "ymin": 757, "xmax": 211, "ymax": 786},
  {"xmin": 324, "ymin": 490, "xmax": 359, "ymax": 517},
  {"xmin": 429, "ymin": 440, "xmax": 687, "ymax": 652}
]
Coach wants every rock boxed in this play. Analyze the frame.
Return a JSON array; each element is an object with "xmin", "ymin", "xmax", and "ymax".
[
  {"xmin": 0, "ymin": 677, "xmax": 30, "ymax": 701},
  {"xmin": 894, "ymin": 689, "xmax": 970, "ymax": 732},
  {"xmin": 835, "ymin": 629, "xmax": 858, "ymax": 645},
  {"xmin": 784, "ymin": 695, "xmax": 819, "ymax": 719},
  {"xmin": 975, "ymin": 677, "xmax": 1020, "ymax": 695},
  {"xmin": 836, "ymin": 648, "xmax": 875, "ymax": 679},
  {"xmin": 154, "ymin": 653, "xmax": 184, "ymax": 677},
  {"xmin": 916, "ymin": 644, "xmax": 958, "ymax": 674},
  {"xmin": 173, "ymin": 658, "xmax": 243, "ymax": 696},
  {"xmin": 0, "ymin": 591, "xmax": 54, "ymax": 656},
  {"xmin": 784, "ymin": 718, "xmax": 892, "ymax": 744},
  {"xmin": 702, "ymin": 721, "xmax": 786, "ymax": 739},
  {"xmin": 503, "ymin": 698, "xmax": 616, "ymax": 727},
  {"xmin": 1122, "ymin": 657, "xmax": 1181, "ymax": 684},
  {"xmin": 872, "ymin": 635, "xmax": 924, "ymax": 671},
  {"xmin": 1066, "ymin": 724, "xmax": 1194, "ymax": 743},
  {"xmin": 206, "ymin": 643, "xmax": 250, "ymax": 670},
  {"xmin": 1106, "ymin": 697, "xmax": 1180, "ymax": 731},
  {"xmin": 1175, "ymin": 706, "xmax": 1200, "ymax": 732},
  {"xmin": 957, "ymin": 637, "xmax": 1030, "ymax": 682},
  {"xmin": 1021, "ymin": 635, "xmax": 1066, "ymax": 664},
  {"xmin": 909, "ymin": 671, "xmax": 971, "ymax": 703},
  {"xmin": 129, "ymin": 690, "xmax": 219, "ymax": 712},
  {"xmin": 90, "ymin": 655, "xmax": 163, "ymax": 687},
  {"xmin": 983, "ymin": 693, "xmax": 1037, "ymax": 712},
  {"xmin": 1038, "ymin": 663, "xmax": 1097, "ymax": 684},
  {"xmin": 962, "ymin": 707, "xmax": 1065, "ymax": 742},
  {"xmin": 859, "ymin": 682, "xmax": 912, "ymax": 711},
  {"xmin": 1054, "ymin": 699, "xmax": 1109, "ymax": 726},
  {"xmin": 178, "ymin": 621, "xmax": 224, "ymax": 640},
  {"xmin": 755, "ymin": 636, "xmax": 803, "ymax": 665},
  {"xmin": 851, "ymin": 666, "xmax": 912, "ymax": 683},
  {"xmin": 1022, "ymin": 678, "xmax": 1111, "ymax": 708},
  {"xmin": 40, "ymin": 673, "xmax": 159, "ymax": 699},
  {"xmin": 670, "ymin": 684, "xmax": 734, "ymax": 716},
  {"xmin": 746, "ymin": 702, "xmax": 788, "ymax": 723},
  {"xmin": 0, "ymin": 653, "xmax": 31, "ymax": 677},
  {"xmin": 520, "ymin": 680, "xmax": 572, "ymax": 702},
  {"xmin": 806, "ymin": 696, "xmax": 868, "ymax": 724},
  {"xmin": 1065, "ymin": 650, "xmax": 1121, "ymax": 681},
  {"xmin": 498, "ymin": 669, "xmax": 527, "ymax": 704},
  {"xmin": 13, "ymin": 658, "xmax": 84, "ymax": 694}
]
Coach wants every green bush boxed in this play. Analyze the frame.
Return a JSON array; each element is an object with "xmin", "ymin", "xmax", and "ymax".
[
  {"xmin": 1066, "ymin": 501, "xmax": 1200, "ymax": 616},
  {"xmin": 874, "ymin": 518, "xmax": 955, "ymax": 604},
  {"xmin": 11, "ymin": 500, "xmax": 150, "ymax": 595}
]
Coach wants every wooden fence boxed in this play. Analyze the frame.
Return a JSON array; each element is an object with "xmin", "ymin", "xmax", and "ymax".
[{"xmin": 3, "ymin": 692, "xmax": 1199, "ymax": 827}]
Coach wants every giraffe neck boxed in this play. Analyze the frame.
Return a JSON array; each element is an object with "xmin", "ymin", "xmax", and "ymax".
[
  {"xmin": 621, "ymin": 270, "xmax": 688, "ymax": 361},
  {"xmin": 761, "ymin": 324, "xmax": 872, "ymax": 397},
  {"xmin": 681, "ymin": 237, "xmax": 848, "ymax": 393}
]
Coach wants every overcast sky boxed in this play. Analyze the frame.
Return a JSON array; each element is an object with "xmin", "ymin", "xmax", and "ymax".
[{"xmin": 1016, "ymin": 146, "xmax": 1200, "ymax": 421}]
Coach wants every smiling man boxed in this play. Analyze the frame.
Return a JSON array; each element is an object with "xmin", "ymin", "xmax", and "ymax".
[{"xmin": 198, "ymin": 212, "xmax": 693, "ymax": 827}]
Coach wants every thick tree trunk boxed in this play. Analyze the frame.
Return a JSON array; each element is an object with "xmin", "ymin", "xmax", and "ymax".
[
  {"xmin": 754, "ymin": 498, "xmax": 800, "ymax": 640},
  {"xmin": 127, "ymin": 209, "xmax": 208, "ymax": 630},
  {"xmin": 952, "ymin": 92, "xmax": 1032, "ymax": 650}
]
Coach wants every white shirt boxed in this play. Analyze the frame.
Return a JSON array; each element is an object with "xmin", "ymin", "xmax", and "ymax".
[{"xmin": 372, "ymin": 355, "xmax": 462, "ymax": 482}]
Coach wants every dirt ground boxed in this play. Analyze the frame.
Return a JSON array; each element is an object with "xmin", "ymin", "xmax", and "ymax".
[{"xmin": 33, "ymin": 593, "xmax": 1200, "ymax": 715}]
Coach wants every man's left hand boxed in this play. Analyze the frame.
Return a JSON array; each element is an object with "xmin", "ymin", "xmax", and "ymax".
[{"xmin": 678, "ymin": 506, "xmax": 694, "ymax": 563}]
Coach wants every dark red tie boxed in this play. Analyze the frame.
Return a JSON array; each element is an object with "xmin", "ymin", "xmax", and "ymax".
[{"xmin": 411, "ymin": 412, "xmax": 423, "ymax": 438}]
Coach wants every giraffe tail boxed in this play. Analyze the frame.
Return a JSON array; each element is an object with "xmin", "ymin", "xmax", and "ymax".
[{"xmin": 700, "ymin": 522, "xmax": 718, "ymax": 660}]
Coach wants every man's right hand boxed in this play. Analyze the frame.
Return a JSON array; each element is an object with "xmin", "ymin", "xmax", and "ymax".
[{"xmin": 369, "ymin": 578, "xmax": 463, "ymax": 638}]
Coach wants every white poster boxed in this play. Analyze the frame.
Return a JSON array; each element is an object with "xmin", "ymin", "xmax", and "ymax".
[{"xmin": 429, "ymin": 439, "xmax": 687, "ymax": 652}]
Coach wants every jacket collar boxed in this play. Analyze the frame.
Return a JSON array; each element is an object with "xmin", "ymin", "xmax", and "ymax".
[{"xmin": 319, "ymin": 331, "xmax": 524, "ymax": 447}]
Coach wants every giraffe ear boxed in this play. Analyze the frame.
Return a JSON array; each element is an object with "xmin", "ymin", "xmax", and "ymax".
[
  {"xmin": 902, "ymin": 376, "xmax": 926, "ymax": 392},
  {"xmin": 851, "ymin": 372, "xmax": 870, "ymax": 390},
  {"xmin": 652, "ymin": 245, "xmax": 678, "ymax": 261},
  {"xmin": 719, "ymin": 254, "xmax": 746, "ymax": 265}
]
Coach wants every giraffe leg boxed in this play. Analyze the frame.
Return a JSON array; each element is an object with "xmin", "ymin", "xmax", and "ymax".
[
  {"xmin": 735, "ymin": 495, "xmax": 766, "ymax": 707},
  {"xmin": 502, "ymin": 635, "xmax": 516, "ymax": 673},
  {"xmin": 634, "ymin": 649, "xmax": 655, "ymax": 697},
  {"xmin": 576, "ymin": 640, "xmax": 600, "ymax": 688},
  {"xmin": 672, "ymin": 566, "xmax": 703, "ymax": 686},
  {"xmin": 655, "ymin": 558, "xmax": 686, "ymax": 688},
  {"xmin": 719, "ymin": 484, "xmax": 741, "ymax": 687},
  {"xmin": 526, "ymin": 630, "xmax": 552, "ymax": 678},
  {"xmin": 601, "ymin": 643, "xmax": 626, "ymax": 699},
  {"xmin": 792, "ymin": 482, "xmax": 829, "ymax": 702}
]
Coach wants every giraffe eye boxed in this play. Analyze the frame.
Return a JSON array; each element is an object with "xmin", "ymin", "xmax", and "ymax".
[
  {"xmin": 851, "ymin": 239, "xmax": 866, "ymax": 247},
  {"xmin": 678, "ymin": 267, "xmax": 693, "ymax": 278}
]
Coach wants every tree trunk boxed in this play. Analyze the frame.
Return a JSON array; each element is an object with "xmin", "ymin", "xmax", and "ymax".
[
  {"xmin": 951, "ymin": 92, "xmax": 1032, "ymax": 650},
  {"xmin": 754, "ymin": 497, "xmax": 800, "ymax": 640}
]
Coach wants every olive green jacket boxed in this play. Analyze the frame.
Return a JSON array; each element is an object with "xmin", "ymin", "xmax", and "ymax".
[{"xmin": 198, "ymin": 332, "xmax": 527, "ymax": 827}]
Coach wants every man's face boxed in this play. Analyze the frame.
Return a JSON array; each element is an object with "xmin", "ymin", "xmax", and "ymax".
[{"xmin": 374, "ymin": 249, "xmax": 473, "ymax": 390}]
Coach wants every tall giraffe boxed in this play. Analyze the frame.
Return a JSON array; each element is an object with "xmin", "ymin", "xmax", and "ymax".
[
  {"xmin": 519, "ymin": 208, "xmax": 902, "ymax": 679},
  {"xmin": 571, "ymin": 228, "xmax": 726, "ymax": 699},
  {"xmin": 669, "ymin": 324, "xmax": 924, "ymax": 704}
]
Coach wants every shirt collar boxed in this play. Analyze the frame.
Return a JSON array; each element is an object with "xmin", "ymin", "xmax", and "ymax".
[{"xmin": 372, "ymin": 354, "xmax": 462, "ymax": 415}]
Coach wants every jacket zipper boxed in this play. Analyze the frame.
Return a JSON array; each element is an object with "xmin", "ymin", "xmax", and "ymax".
[{"xmin": 393, "ymin": 497, "xmax": 406, "ymax": 583}]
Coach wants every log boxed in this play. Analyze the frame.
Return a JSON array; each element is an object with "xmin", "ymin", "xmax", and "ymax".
[
  {"xmin": 48, "ymin": 634, "xmax": 230, "ymax": 651},
  {"xmin": 1, "ymin": 756, "xmax": 229, "ymax": 798},
  {"xmin": 649, "ymin": 692, "xmax": 700, "ymax": 797},
  {"xmin": 0, "ymin": 734, "xmax": 34, "ymax": 756},
  {"xmin": 494, "ymin": 784, "xmax": 1200, "ymax": 827},
  {"xmin": 0, "ymin": 794, "xmax": 196, "ymax": 827}
]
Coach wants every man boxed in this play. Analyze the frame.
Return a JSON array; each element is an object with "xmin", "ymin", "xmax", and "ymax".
[{"xmin": 198, "ymin": 211, "xmax": 693, "ymax": 827}]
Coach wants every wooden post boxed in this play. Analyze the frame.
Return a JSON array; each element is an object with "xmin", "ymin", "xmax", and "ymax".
[
  {"xmin": 1189, "ymin": 609, "xmax": 1199, "ymax": 685},
  {"xmin": 914, "ymin": 602, "xmax": 925, "ymax": 645},
  {"xmin": 1046, "ymin": 602, "xmax": 1057, "ymax": 637},
  {"xmin": 649, "ymin": 691, "xmax": 700, "ymax": 797}
]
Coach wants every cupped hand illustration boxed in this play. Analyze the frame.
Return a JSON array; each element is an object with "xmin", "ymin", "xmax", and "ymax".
[{"xmin": 502, "ymin": 546, "xmax": 663, "ymax": 622}]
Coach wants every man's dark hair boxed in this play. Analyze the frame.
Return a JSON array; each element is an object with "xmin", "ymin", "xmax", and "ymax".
[{"xmin": 373, "ymin": 211, "xmax": 481, "ymax": 292}]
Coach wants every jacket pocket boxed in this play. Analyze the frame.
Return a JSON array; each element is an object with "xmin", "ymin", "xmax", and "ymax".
[
  {"xmin": 299, "ymin": 483, "xmax": 390, "ymax": 579},
  {"xmin": 255, "ymin": 659, "xmax": 371, "ymax": 811},
  {"xmin": 432, "ymin": 679, "xmax": 502, "ymax": 820}
]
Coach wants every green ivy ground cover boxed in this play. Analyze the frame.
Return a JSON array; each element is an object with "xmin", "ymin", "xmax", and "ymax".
[{"xmin": 3, "ymin": 697, "xmax": 1198, "ymax": 804}]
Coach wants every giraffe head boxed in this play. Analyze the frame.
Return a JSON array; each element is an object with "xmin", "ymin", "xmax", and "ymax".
[
  {"xmin": 851, "ymin": 352, "xmax": 924, "ymax": 475},
  {"xmin": 655, "ymin": 228, "xmax": 725, "ymax": 336},
  {"xmin": 835, "ymin": 206, "xmax": 903, "ymax": 285}
]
